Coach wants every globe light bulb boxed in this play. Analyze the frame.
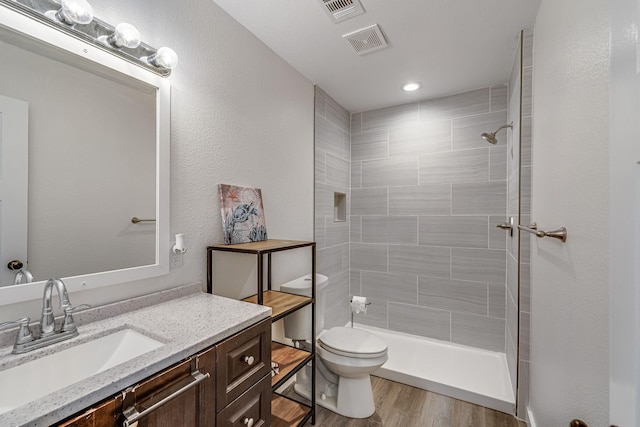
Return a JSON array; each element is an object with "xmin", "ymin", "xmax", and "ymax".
[
  {"xmin": 107, "ymin": 23, "xmax": 141, "ymax": 49},
  {"xmin": 56, "ymin": 0, "xmax": 94, "ymax": 25},
  {"xmin": 147, "ymin": 47, "xmax": 179, "ymax": 70}
]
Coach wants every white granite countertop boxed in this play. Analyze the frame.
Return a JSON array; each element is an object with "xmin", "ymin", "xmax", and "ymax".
[{"xmin": 0, "ymin": 285, "xmax": 271, "ymax": 427}]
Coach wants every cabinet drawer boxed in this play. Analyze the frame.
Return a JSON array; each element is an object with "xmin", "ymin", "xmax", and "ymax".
[
  {"xmin": 216, "ymin": 318, "xmax": 271, "ymax": 410},
  {"xmin": 216, "ymin": 373, "xmax": 271, "ymax": 427}
]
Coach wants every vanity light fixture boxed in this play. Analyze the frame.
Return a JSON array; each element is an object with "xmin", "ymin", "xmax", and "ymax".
[
  {"xmin": 0, "ymin": 0, "xmax": 178, "ymax": 76},
  {"xmin": 402, "ymin": 81, "xmax": 422, "ymax": 92}
]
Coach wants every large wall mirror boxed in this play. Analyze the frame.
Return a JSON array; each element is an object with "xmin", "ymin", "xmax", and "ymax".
[{"xmin": 0, "ymin": 5, "xmax": 170, "ymax": 305}]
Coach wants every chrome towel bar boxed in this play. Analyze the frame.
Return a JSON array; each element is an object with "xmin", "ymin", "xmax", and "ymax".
[{"xmin": 518, "ymin": 223, "xmax": 567, "ymax": 242}]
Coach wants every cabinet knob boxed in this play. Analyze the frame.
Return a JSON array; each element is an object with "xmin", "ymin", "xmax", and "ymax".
[
  {"xmin": 243, "ymin": 355, "xmax": 255, "ymax": 366},
  {"xmin": 243, "ymin": 417, "xmax": 254, "ymax": 427}
]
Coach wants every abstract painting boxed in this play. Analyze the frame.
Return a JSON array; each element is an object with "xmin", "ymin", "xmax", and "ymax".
[{"xmin": 219, "ymin": 184, "xmax": 268, "ymax": 245}]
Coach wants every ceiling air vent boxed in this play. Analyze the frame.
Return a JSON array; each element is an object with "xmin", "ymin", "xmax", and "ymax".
[
  {"xmin": 343, "ymin": 24, "xmax": 388, "ymax": 56},
  {"xmin": 318, "ymin": 0, "xmax": 365, "ymax": 23}
]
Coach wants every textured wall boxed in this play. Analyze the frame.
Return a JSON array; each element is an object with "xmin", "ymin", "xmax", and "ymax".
[
  {"xmin": 529, "ymin": 0, "xmax": 610, "ymax": 425},
  {"xmin": 350, "ymin": 86, "xmax": 509, "ymax": 352},
  {"xmin": 314, "ymin": 87, "xmax": 351, "ymax": 329},
  {"xmin": 1, "ymin": 0, "xmax": 315, "ymax": 321}
]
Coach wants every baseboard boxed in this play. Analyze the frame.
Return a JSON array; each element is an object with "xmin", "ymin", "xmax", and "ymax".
[{"xmin": 527, "ymin": 407, "xmax": 537, "ymax": 427}]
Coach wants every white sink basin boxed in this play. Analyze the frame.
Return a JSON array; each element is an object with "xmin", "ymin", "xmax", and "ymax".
[{"xmin": 0, "ymin": 328, "xmax": 163, "ymax": 415}]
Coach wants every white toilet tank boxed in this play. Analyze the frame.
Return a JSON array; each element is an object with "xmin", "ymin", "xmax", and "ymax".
[{"xmin": 281, "ymin": 274, "xmax": 328, "ymax": 341}]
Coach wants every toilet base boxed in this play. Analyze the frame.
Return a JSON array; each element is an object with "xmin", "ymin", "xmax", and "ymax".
[{"xmin": 293, "ymin": 374, "xmax": 376, "ymax": 419}]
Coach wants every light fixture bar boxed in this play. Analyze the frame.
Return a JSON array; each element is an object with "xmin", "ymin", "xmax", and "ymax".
[{"xmin": 0, "ymin": 0, "xmax": 174, "ymax": 76}]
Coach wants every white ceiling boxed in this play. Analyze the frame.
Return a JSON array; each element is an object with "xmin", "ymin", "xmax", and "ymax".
[{"xmin": 211, "ymin": 0, "xmax": 541, "ymax": 113}]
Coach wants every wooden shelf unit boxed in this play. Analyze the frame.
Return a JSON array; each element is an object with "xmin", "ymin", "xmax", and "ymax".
[{"xmin": 207, "ymin": 239, "xmax": 317, "ymax": 426}]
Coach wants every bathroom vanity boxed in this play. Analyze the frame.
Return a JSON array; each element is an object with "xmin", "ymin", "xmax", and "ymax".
[{"xmin": 0, "ymin": 284, "xmax": 272, "ymax": 426}]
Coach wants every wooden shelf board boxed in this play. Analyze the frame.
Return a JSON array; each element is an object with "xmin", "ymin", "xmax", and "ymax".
[
  {"xmin": 243, "ymin": 291, "xmax": 311, "ymax": 320},
  {"xmin": 271, "ymin": 395, "xmax": 311, "ymax": 427},
  {"xmin": 271, "ymin": 342, "xmax": 311, "ymax": 388},
  {"xmin": 208, "ymin": 239, "xmax": 314, "ymax": 254}
]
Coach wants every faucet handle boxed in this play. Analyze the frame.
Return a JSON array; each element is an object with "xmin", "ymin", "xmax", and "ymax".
[
  {"xmin": 0, "ymin": 317, "xmax": 34, "ymax": 346},
  {"xmin": 61, "ymin": 305, "xmax": 91, "ymax": 333}
]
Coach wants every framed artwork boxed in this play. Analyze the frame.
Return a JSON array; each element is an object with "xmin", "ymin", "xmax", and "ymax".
[{"xmin": 218, "ymin": 184, "xmax": 268, "ymax": 244}]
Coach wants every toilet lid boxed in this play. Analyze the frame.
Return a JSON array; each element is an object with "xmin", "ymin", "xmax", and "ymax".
[{"xmin": 318, "ymin": 327, "xmax": 387, "ymax": 356}]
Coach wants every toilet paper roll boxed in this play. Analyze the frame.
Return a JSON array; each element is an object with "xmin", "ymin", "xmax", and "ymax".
[{"xmin": 351, "ymin": 296, "xmax": 368, "ymax": 314}]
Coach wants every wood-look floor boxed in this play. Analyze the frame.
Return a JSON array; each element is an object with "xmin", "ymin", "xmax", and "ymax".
[{"xmin": 301, "ymin": 376, "xmax": 526, "ymax": 427}]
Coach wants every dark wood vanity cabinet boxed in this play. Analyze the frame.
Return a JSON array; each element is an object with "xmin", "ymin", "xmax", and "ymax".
[{"xmin": 56, "ymin": 319, "xmax": 271, "ymax": 427}]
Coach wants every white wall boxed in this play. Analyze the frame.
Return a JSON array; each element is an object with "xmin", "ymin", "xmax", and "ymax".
[
  {"xmin": 0, "ymin": 0, "xmax": 314, "ymax": 321},
  {"xmin": 610, "ymin": 0, "xmax": 640, "ymax": 424},
  {"xmin": 529, "ymin": 0, "xmax": 610, "ymax": 425}
]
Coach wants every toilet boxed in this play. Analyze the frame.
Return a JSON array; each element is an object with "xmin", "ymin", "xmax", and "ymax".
[{"xmin": 281, "ymin": 274, "xmax": 388, "ymax": 419}]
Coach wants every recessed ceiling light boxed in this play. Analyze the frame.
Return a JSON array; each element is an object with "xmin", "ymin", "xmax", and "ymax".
[{"xmin": 402, "ymin": 81, "xmax": 422, "ymax": 92}]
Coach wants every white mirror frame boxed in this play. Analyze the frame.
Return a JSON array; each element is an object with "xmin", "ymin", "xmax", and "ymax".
[{"xmin": 0, "ymin": 5, "xmax": 170, "ymax": 305}]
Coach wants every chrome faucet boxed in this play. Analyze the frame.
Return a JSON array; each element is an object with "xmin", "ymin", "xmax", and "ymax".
[
  {"xmin": 0, "ymin": 279, "xmax": 89, "ymax": 354},
  {"xmin": 13, "ymin": 268, "xmax": 34, "ymax": 285},
  {"xmin": 41, "ymin": 278, "xmax": 71, "ymax": 337}
]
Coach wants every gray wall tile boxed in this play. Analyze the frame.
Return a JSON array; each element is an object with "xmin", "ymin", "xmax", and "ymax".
[
  {"xmin": 452, "ymin": 181, "xmax": 507, "ymax": 215},
  {"xmin": 315, "ymin": 149, "xmax": 326, "ymax": 184},
  {"xmin": 351, "ymin": 161, "xmax": 362, "ymax": 189},
  {"xmin": 489, "ymin": 216, "xmax": 508, "ymax": 250},
  {"xmin": 451, "ymin": 248, "xmax": 506, "ymax": 284},
  {"xmin": 388, "ymin": 245, "xmax": 451, "ymax": 278},
  {"xmin": 315, "ymin": 184, "xmax": 334, "ymax": 218},
  {"xmin": 490, "ymin": 146, "xmax": 507, "ymax": 181},
  {"xmin": 315, "ymin": 114, "xmax": 348, "ymax": 158},
  {"xmin": 353, "ymin": 298, "xmax": 388, "ymax": 328},
  {"xmin": 521, "ymin": 116, "xmax": 531, "ymax": 166},
  {"xmin": 389, "ymin": 184, "xmax": 451, "ymax": 216},
  {"xmin": 520, "ymin": 311, "xmax": 530, "ymax": 361},
  {"xmin": 451, "ymin": 312, "xmax": 505, "ymax": 352},
  {"xmin": 418, "ymin": 216, "xmax": 488, "ymax": 248},
  {"xmin": 362, "ymin": 157, "xmax": 418, "ymax": 188},
  {"xmin": 350, "ymin": 243, "xmax": 387, "ymax": 272},
  {"xmin": 418, "ymin": 276, "xmax": 488, "ymax": 316},
  {"xmin": 419, "ymin": 148, "xmax": 489, "ymax": 184},
  {"xmin": 523, "ymin": 28, "xmax": 534, "ymax": 68},
  {"xmin": 352, "ymin": 187, "xmax": 388, "ymax": 216},
  {"xmin": 326, "ymin": 220, "xmax": 349, "ymax": 247},
  {"xmin": 351, "ymin": 112, "xmax": 362, "ymax": 134},
  {"xmin": 362, "ymin": 216, "xmax": 418, "ymax": 244},
  {"xmin": 517, "ymin": 361, "xmax": 530, "ymax": 419},
  {"xmin": 520, "ymin": 166, "xmax": 531, "ymax": 214},
  {"xmin": 522, "ymin": 66, "xmax": 532, "ymax": 117},
  {"xmin": 488, "ymin": 283, "xmax": 506, "ymax": 318},
  {"xmin": 420, "ymin": 88, "xmax": 490, "ymax": 122},
  {"xmin": 315, "ymin": 86, "xmax": 326, "ymax": 117},
  {"xmin": 389, "ymin": 121, "xmax": 451, "ymax": 157},
  {"xmin": 362, "ymin": 271, "xmax": 418, "ymax": 305},
  {"xmin": 388, "ymin": 303, "xmax": 451, "ymax": 341},
  {"xmin": 506, "ymin": 295, "xmax": 518, "ymax": 353},
  {"xmin": 317, "ymin": 246, "xmax": 345, "ymax": 279},
  {"xmin": 326, "ymin": 154, "xmax": 350, "ymax": 188},
  {"xmin": 326, "ymin": 95, "xmax": 350, "ymax": 133},
  {"xmin": 315, "ymin": 216, "xmax": 326, "ymax": 249},
  {"xmin": 325, "ymin": 269, "xmax": 350, "ymax": 329},
  {"xmin": 350, "ymin": 215, "xmax": 361, "ymax": 243},
  {"xmin": 520, "ymin": 262, "xmax": 530, "ymax": 313},
  {"xmin": 491, "ymin": 84, "xmax": 508, "ymax": 112},
  {"xmin": 350, "ymin": 269, "xmax": 361, "ymax": 296},
  {"xmin": 352, "ymin": 130, "xmax": 389, "ymax": 161},
  {"xmin": 452, "ymin": 110, "xmax": 509, "ymax": 151},
  {"xmin": 362, "ymin": 102, "xmax": 420, "ymax": 131},
  {"xmin": 506, "ymin": 327, "xmax": 517, "ymax": 394}
]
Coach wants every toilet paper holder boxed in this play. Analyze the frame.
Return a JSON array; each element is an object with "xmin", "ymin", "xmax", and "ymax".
[{"xmin": 350, "ymin": 298, "xmax": 371, "ymax": 327}]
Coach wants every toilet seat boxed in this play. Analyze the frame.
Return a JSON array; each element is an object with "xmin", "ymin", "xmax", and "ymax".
[{"xmin": 318, "ymin": 327, "xmax": 387, "ymax": 359}]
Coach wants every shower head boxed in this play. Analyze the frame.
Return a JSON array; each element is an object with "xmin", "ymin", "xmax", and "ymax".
[{"xmin": 481, "ymin": 123, "xmax": 513, "ymax": 145}]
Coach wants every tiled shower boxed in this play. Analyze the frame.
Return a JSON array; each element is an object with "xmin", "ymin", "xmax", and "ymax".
[{"xmin": 314, "ymin": 28, "xmax": 532, "ymax": 415}]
